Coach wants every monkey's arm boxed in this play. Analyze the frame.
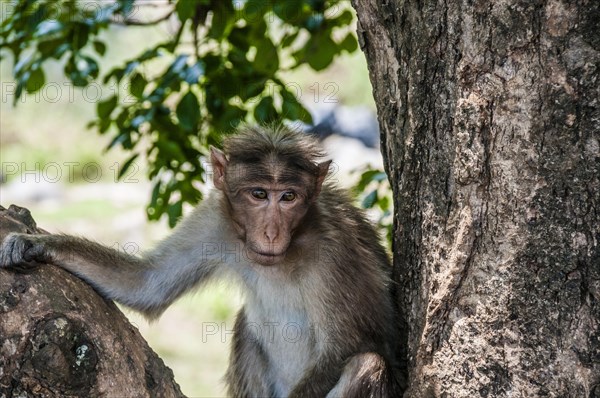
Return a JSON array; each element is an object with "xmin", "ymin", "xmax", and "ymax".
[
  {"xmin": 1, "ymin": 232, "xmax": 149, "ymax": 307},
  {"xmin": 0, "ymin": 194, "xmax": 231, "ymax": 319},
  {"xmin": 0, "ymin": 231, "xmax": 220, "ymax": 319}
]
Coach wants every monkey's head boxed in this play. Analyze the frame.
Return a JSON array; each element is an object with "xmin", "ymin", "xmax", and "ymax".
[{"xmin": 210, "ymin": 126, "xmax": 331, "ymax": 266}]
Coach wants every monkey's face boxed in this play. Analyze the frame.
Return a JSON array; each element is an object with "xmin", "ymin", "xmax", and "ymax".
[
  {"xmin": 222, "ymin": 160, "xmax": 318, "ymax": 265},
  {"xmin": 226, "ymin": 182, "xmax": 312, "ymax": 265},
  {"xmin": 210, "ymin": 142, "xmax": 330, "ymax": 266}
]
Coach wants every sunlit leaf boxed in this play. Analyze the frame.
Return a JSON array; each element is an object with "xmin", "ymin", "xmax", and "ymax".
[
  {"xmin": 34, "ymin": 21, "xmax": 63, "ymax": 37},
  {"xmin": 339, "ymin": 33, "xmax": 358, "ymax": 53},
  {"xmin": 25, "ymin": 68, "xmax": 45, "ymax": 93},
  {"xmin": 97, "ymin": 95, "xmax": 118, "ymax": 118}
]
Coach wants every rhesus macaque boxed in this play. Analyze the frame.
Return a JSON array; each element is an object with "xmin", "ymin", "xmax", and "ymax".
[{"xmin": 0, "ymin": 126, "xmax": 400, "ymax": 397}]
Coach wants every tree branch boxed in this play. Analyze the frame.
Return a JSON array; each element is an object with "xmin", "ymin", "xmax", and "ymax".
[{"xmin": 111, "ymin": 10, "xmax": 174, "ymax": 26}]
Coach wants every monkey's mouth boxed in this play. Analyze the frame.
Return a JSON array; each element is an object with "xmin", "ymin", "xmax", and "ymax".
[{"xmin": 248, "ymin": 249, "xmax": 286, "ymax": 265}]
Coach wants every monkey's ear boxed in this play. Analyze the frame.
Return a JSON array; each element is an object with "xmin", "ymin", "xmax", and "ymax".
[
  {"xmin": 210, "ymin": 146, "xmax": 228, "ymax": 191},
  {"xmin": 315, "ymin": 160, "xmax": 332, "ymax": 197}
]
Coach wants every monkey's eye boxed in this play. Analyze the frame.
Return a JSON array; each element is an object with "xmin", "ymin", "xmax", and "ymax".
[
  {"xmin": 251, "ymin": 189, "xmax": 268, "ymax": 200},
  {"xmin": 281, "ymin": 192, "xmax": 296, "ymax": 202}
]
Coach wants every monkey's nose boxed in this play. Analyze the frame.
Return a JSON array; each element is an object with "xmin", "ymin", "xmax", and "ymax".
[{"xmin": 264, "ymin": 225, "xmax": 279, "ymax": 243}]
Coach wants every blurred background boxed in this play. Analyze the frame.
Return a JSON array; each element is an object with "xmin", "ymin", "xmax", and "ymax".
[{"xmin": 0, "ymin": 2, "xmax": 383, "ymax": 396}]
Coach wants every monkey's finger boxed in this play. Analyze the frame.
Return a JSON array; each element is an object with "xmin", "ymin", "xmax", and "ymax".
[
  {"xmin": 0, "ymin": 233, "xmax": 32, "ymax": 267},
  {"xmin": 22, "ymin": 240, "xmax": 48, "ymax": 263},
  {"xmin": 0, "ymin": 233, "xmax": 17, "ymax": 266}
]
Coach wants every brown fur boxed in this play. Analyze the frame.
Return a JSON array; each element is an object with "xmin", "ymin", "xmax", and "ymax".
[{"xmin": 0, "ymin": 125, "xmax": 400, "ymax": 397}]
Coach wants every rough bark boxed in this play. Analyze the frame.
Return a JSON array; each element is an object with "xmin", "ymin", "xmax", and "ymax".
[
  {"xmin": 353, "ymin": 0, "xmax": 599, "ymax": 397},
  {"xmin": 0, "ymin": 205, "xmax": 184, "ymax": 398}
]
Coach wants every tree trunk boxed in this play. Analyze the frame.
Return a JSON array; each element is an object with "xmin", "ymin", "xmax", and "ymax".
[
  {"xmin": 353, "ymin": 0, "xmax": 599, "ymax": 396},
  {"xmin": 0, "ymin": 205, "xmax": 184, "ymax": 398}
]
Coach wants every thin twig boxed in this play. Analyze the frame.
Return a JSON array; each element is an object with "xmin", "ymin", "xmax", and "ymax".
[{"xmin": 111, "ymin": 10, "xmax": 174, "ymax": 26}]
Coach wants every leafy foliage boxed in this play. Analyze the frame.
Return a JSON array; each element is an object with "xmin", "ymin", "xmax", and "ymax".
[
  {"xmin": 353, "ymin": 167, "xmax": 393, "ymax": 246},
  {"xmin": 0, "ymin": 0, "xmax": 358, "ymax": 226}
]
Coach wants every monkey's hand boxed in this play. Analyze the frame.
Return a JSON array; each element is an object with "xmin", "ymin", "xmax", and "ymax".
[{"xmin": 0, "ymin": 232, "xmax": 52, "ymax": 269}]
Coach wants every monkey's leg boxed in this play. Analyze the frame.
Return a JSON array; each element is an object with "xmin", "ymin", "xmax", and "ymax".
[
  {"xmin": 225, "ymin": 310, "xmax": 273, "ymax": 398},
  {"xmin": 326, "ymin": 352, "xmax": 398, "ymax": 398}
]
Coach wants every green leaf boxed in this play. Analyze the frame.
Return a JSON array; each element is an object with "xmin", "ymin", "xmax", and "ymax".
[
  {"xmin": 229, "ymin": 26, "xmax": 251, "ymax": 52},
  {"xmin": 330, "ymin": 9, "xmax": 353, "ymax": 27},
  {"xmin": 118, "ymin": 153, "xmax": 139, "ymax": 179},
  {"xmin": 339, "ymin": 33, "xmax": 358, "ymax": 53},
  {"xmin": 281, "ymin": 89, "xmax": 312, "ymax": 123},
  {"xmin": 97, "ymin": 95, "xmax": 118, "ymax": 118},
  {"xmin": 273, "ymin": 1, "xmax": 303, "ymax": 24},
  {"xmin": 25, "ymin": 68, "xmax": 45, "ymax": 93},
  {"xmin": 34, "ymin": 21, "xmax": 63, "ymax": 37},
  {"xmin": 354, "ymin": 169, "xmax": 383, "ymax": 193},
  {"xmin": 228, "ymin": 48, "xmax": 252, "ymax": 74},
  {"xmin": 240, "ymin": 79, "xmax": 267, "ymax": 101},
  {"xmin": 38, "ymin": 38, "xmax": 68, "ymax": 58},
  {"xmin": 362, "ymin": 190, "xmax": 378, "ymax": 209},
  {"xmin": 148, "ymin": 182, "xmax": 163, "ymax": 221},
  {"xmin": 176, "ymin": 91, "xmax": 200, "ymax": 131},
  {"xmin": 156, "ymin": 139, "xmax": 186, "ymax": 162},
  {"xmin": 244, "ymin": 0, "xmax": 270, "ymax": 21},
  {"xmin": 93, "ymin": 40, "xmax": 106, "ymax": 56},
  {"xmin": 378, "ymin": 195, "xmax": 390, "ymax": 210},
  {"xmin": 167, "ymin": 201, "xmax": 183, "ymax": 228},
  {"xmin": 107, "ymin": 131, "xmax": 133, "ymax": 150},
  {"xmin": 248, "ymin": 18, "xmax": 268, "ymax": 41},
  {"xmin": 216, "ymin": 105, "xmax": 246, "ymax": 131},
  {"xmin": 70, "ymin": 22, "xmax": 90, "ymax": 50},
  {"xmin": 281, "ymin": 31, "xmax": 299, "ymax": 47},
  {"xmin": 254, "ymin": 96, "xmax": 277, "ymax": 123},
  {"xmin": 104, "ymin": 67, "xmax": 124, "ymax": 84},
  {"xmin": 66, "ymin": 55, "xmax": 99, "ymax": 86},
  {"xmin": 254, "ymin": 37, "xmax": 279, "ymax": 74},
  {"xmin": 98, "ymin": 117, "xmax": 111, "ymax": 134},
  {"xmin": 176, "ymin": 0, "xmax": 195, "ymax": 21},
  {"xmin": 130, "ymin": 73, "xmax": 147, "ymax": 98},
  {"xmin": 209, "ymin": 1, "xmax": 234, "ymax": 39},
  {"xmin": 307, "ymin": 34, "xmax": 336, "ymax": 71}
]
